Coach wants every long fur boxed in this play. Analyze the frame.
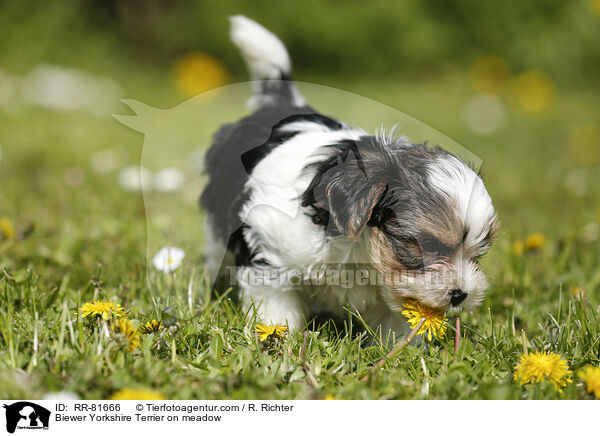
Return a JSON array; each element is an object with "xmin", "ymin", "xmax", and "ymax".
[{"xmin": 201, "ymin": 16, "xmax": 498, "ymax": 336}]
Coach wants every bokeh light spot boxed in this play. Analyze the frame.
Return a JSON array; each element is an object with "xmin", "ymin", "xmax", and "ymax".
[
  {"xmin": 468, "ymin": 55, "xmax": 511, "ymax": 95},
  {"xmin": 511, "ymin": 70, "xmax": 556, "ymax": 114},
  {"xmin": 567, "ymin": 125, "xmax": 600, "ymax": 165},
  {"xmin": 462, "ymin": 93, "xmax": 508, "ymax": 136},
  {"xmin": 173, "ymin": 53, "xmax": 229, "ymax": 98}
]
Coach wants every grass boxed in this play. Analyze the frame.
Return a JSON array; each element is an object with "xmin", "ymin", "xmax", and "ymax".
[{"xmin": 0, "ymin": 63, "xmax": 599, "ymax": 399}]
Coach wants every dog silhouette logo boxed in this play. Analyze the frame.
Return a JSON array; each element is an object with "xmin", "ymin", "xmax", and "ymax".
[{"xmin": 2, "ymin": 402, "xmax": 50, "ymax": 434}]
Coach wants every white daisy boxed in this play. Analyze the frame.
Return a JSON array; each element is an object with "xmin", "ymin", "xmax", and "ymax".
[
  {"xmin": 152, "ymin": 247, "xmax": 185, "ymax": 273},
  {"xmin": 43, "ymin": 391, "xmax": 80, "ymax": 401},
  {"xmin": 118, "ymin": 165, "xmax": 152, "ymax": 192},
  {"xmin": 154, "ymin": 167, "xmax": 185, "ymax": 192}
]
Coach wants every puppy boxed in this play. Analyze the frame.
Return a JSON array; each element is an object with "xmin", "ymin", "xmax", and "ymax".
[{"xmin": 201, "ymin": 16, "xmax": 498, "ymax": 337}]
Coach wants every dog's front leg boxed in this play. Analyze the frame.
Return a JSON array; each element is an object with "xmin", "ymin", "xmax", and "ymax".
[
  {"xmin": 238, "ymin": 267, "xmax": 307, "ymax": 331},
  {"xmin": 361, "ymin": 300, "xmax": 411, "ymax": 344}
]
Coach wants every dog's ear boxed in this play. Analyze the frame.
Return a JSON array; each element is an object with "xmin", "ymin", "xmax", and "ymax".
[
  {"xmin": 306, "ymin": 148, "xmax": 387, "ymax": 241},
  {"xmin": 326, "ymin": 174, "xmax": 387, "ymax": 240}
]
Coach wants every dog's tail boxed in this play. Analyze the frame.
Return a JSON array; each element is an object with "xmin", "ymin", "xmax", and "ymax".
[{"xmin": 229, "ymin": 15, "xmax": 305, "ymax": 108}]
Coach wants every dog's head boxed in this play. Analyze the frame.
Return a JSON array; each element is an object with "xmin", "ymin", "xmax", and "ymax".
[{"xmin": 304, "ymin": 136, "xmax": 498, "ymax": 312}]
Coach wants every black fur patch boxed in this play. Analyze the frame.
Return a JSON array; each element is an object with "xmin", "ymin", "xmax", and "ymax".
[
  {"xmin": 201, "ymin": 105, "xmax": 343, "ymax": 264},
  {"xmin": 301, "ymin": 138, "xmax": 470, "ymax": 269}
]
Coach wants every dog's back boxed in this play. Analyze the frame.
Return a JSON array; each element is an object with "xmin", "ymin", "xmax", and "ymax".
[
  {"xmin": 201, "ymin": 16, "xmax": 333, "ymax": 268},
  {"xmin": 200, "ymin": 16, "xmax": 497, "ymax": 333}
]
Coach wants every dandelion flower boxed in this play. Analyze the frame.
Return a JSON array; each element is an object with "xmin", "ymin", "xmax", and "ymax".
[
  {"xmin": 140, "ymin": 319, "xmax": 163, "ymax": 334},
  {"xmin": 255, "ymin": 324, "xmax": 287, "ymax": 342},
  {"xmin": 401, "ymin": 299, "xmax": 447, "ymax": 341},
  {"xmin": 79, "ymin": 300, "xmax": 126, "ymax": 319},
  {"xmin": 513, "ymin": 351, "xmax": 573, "ymax": 392},
  {"xmin": 525, "ymin": 233, "xmax": 546, "ymax": 251},
  {"xmin": 173, "ymin": 53, "xmax": 228, "ymax": 98},
  {"xmin": 0, "ymin": 217, "xmax": 16, "ymax": 239},
  {"xmin": 113, "ymin": 318, "xmax": 141, "ymax": 351},
  {"xmin": 511, "ymin": 70, "xmax": 555, "ymax": 114},
  {"xmin": 152, "ymin": 247, "xmax": 185, "ymax": 273},
  {"xmin": 110, "ymin": 388, "xmax": 165, "ymax": 400},
  {"xmin": 578, "ymin": 366, "xmax": 600, "ymax": 399},
  {"xmin": 323, "ymin": 394, "xmax": 337, "ymax": 400},
  {"xmin": 571, "ymin": 287, "xmax": 585, "ymax": 299},
  {"xmin": 512, "ymin": 240, "xmax": 524, "ymax": 256}
]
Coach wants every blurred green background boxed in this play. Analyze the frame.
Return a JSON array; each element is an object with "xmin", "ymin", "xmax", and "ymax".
[{"xmin": 3, "ymin": 0, "xmax": 600, "ymax": 82}]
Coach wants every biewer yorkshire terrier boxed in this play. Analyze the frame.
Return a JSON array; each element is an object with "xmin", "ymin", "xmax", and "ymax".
[{"xmin": 201, "ymin": 15, "xmax": 498, "ymax": 337}]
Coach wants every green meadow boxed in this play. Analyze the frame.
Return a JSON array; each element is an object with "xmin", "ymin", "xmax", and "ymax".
[{"xmin": 1, "ymin": 1, "xmax": 599, "ymax": 400}]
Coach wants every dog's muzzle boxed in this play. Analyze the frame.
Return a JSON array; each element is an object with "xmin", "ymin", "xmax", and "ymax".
[{"xmin": 450, "ymin": 289, "xmax": 468, "ymax": 306}]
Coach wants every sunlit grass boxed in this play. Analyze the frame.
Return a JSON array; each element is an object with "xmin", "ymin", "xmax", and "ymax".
[{"xmin": 0, "ymin": 70, "xmax": 599, "ymax": 399}]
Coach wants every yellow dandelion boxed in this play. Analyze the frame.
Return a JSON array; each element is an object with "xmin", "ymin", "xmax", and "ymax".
[
  {"xmin": 468, "ymin": 55, "xmax": 511, "ymax": 95},
  {"xmin": 401, "ymin": 299, "xmax": 447, "ymax": 341},
  {"xmin": 567, "ymin": 125, "xmax": 600, "ymax": 165},
  {"xmin": 173, "ymin": 52, "xmax": 228, "ymax": 98},
  {"xmin": 525, "ymin": 233, "xmax": 546, "ymax": 251},
  {"xmin": 0, "ymin": 217, "xmax": 16, "ymax": 239},
  {"xmin": 110, "ymin": 388, "xmax": 165, "ymax": 400},
  {"xmin": 571, "ymin": 287, "xmax": 586, "ymax": 299},
  {"xmin": 255, "ymin": 324, "xmax": 287, "ymax": 342},
  {"xmin": 323, "ymin": 394, "xmax": 338, "ymax": 400},
  {"xmin": 513, "ymin": 351, "xmax": 573, "ymax": 392},
  {"xmin": 578, "ymin": 366, "xmax": 600, "ymax": 399},
  {"xmin": 513, "ymin": 240, "xmax": 524, "ymax": 256},
  {"xmin": 511, "ymin": 70, "xmax": 555, "ymax": 114},
  {"xmin": 79, "ymin": 300, "xmax": 126, "ymax": 319},
  {"xmin": 140, "ymin": 319, "xmax": 163, "ymax": 334},
  {"xmin": 112, "ymin": 318, "xmax": 141, "ymax": 351}
]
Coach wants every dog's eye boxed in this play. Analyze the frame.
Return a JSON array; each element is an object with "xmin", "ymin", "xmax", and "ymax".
[
  {"xmin": 388, "ymin": 236, "xmax": 425, "ymax": 270},
  {"xmin": 418, "ymin": 235, "xmax": 453, "ymax": 258}
]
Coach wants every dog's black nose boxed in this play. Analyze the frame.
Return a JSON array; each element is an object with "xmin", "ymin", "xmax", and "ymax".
[{"xmin": 450, "ymin": 289, "xmax": 467, "ymax": 306}]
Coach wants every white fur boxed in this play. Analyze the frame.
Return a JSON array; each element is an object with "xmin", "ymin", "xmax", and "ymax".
[
  {"xmin": 207, "ymin": 128, "xmax": 495, "ymax": 333},
  {"xmin": 424, "ymin": 156, "xmax": 496, "ymax": 308},
  {"xmin": 229, "ymin": 15, "xmax": 291, "ymax": 80},
  {"xmin": 234, "ymin": 125, "xmax": 407, "ymax": 333},
  {"xmin": 381, "ymin": 259, "xmax": 487, "ymax": 313},
  {"xmin": 240, "ymin": 127, "xmax": 366, "ymax": 267},
  {"xmin": 229, "ymin": 15, "xmax": 304, "ymax": 108},
  {"xmin": 428, "ymin": 156, "xmax": 496, "ymax": 251},
  {"xmin": 203, "ymin": 16, "xmax": 497, "ymax": 336}
]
